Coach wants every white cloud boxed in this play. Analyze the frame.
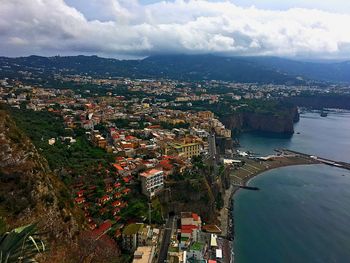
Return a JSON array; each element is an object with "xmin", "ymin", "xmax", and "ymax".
[{"xmin": 1, "ymin": 0, "xmax": 350, "ymax": 59}]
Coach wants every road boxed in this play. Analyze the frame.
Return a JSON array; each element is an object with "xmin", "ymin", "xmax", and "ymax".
[{"xmin": 157, "ymin": 216, "xmax": 175, "ymax": 263}]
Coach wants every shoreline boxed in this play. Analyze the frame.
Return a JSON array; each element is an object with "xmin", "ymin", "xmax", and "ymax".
[{"xmin": 218, "ymin": 155, "xmax": 320, "ymax": 247}]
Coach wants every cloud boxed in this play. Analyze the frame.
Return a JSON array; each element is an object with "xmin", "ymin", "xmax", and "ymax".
[{"xmin": 1, "ymin": 0, "xmax": 350, "ymax": 59}]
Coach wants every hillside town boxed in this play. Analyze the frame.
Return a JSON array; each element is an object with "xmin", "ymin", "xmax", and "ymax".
[
  {"xmin": 0, "ymin": 77, "xmax": 238, "ymax": 262},
  {"xmin": 1, "ymin": 75, "xmax": 349, "ymax": 262}
]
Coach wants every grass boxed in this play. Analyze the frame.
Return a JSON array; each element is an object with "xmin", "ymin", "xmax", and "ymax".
[
  {"xmin": 122, "ymin": 223, "xmax": 143, "ymax": 235},
  {"xmin": 190, "ymin": 242, "xmax": 204, "ymax": 251}
]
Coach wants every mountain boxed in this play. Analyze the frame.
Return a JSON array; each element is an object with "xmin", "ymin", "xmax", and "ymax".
[
  {"xmin": 1, "ymin": 54, "xmax": 349, "ymax": 83},
  {"xmin": 245, "ymin": 56, "xmax": 350, "ymax": 83}
]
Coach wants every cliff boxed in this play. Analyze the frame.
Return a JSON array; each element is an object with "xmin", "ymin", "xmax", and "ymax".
[
  {"xmin": 221, "ymin": 106, "xmax": 299, "ymax": 134},
  {"xmin": 159, "ymin": 178, "xmax": 218, "ymax": 222},
  {"xmin": 0, "ymin": 109, "xmax": 82, "ymax": 259}
]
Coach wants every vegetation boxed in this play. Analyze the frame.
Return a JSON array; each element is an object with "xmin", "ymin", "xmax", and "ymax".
[
  {"xmin": 8, "ymin": 107, "xmax": 114, "ymax": 176},
  {"xmin": 0, "ymin": 224, "xmax": 46, "ymax": 263},
  {"xmin": 0, "ymin": 54, "xmax": 310, "ymax": 84},
  {"xmin": 160, "ymin": 122, "xmax": 190, "ymax": 130},
  {"xmin": 169, "ymin": 98, "xmax": 295, "ymax": 118}
]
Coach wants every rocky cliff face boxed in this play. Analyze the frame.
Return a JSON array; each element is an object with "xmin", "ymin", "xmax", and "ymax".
[
  {"xmin": 0, "ymin": 110, "xmax": 82, "ymax": 251},
  {"xmin": 159, "ymin": 178, "xmax": 217, "ymax": 222},
  {"xmin": 221, "ymin": 106, "xmax": 299, "ymax": 134}
]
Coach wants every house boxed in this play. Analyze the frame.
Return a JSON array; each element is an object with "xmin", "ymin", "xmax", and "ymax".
[
  {"xmin": 180, "ymin": 212, "xmax": 202, "ymax": 249},
  {"xmin": 181, "ymin": 212, "xmax": 201, "ymax": 228},
  {"xmin": 76, "ymin": 190, "xmax": 84, "ymax": 197},
  {"xmin": 114, "ymin": 192, "xmax": 122, "ymax": 199},
  {"xmin": 112, "ymin": 200, "xmax": 122, "ymax": 207},
  {"xmin": 75, "ymin": 197, "xmax": 85, "ymax": 204},
  {"xmin": 99, "ymin": 195, "xmax": 110, "ymax": 204}
]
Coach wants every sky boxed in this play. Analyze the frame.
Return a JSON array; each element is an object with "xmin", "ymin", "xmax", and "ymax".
[{"xmin": 1, "ymin": 0, "xmax": 350, "ymax": 59}]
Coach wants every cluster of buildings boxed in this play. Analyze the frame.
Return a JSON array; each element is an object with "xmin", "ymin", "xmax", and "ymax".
[
  {"xmin": 3, "ymin": 75, "xmax": 343, "ymax": 262},
  {"xmin": 166, "ymin": 212, "xmax": 231, "ymax": 263}
]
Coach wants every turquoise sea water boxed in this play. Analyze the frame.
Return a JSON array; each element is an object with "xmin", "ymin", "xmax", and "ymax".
[{"xmin": 234, "ymin": 111, "xmax": 350, "ymax": 263}]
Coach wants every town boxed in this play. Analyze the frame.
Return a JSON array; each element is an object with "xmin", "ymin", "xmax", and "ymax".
[{"xmin": 1, "ymin": 75, "xmax": 349, "ymax": 263}]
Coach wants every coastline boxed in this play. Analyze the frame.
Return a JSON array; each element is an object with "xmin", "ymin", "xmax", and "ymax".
[{"xmin": 218, "ymin": 154, "xmax": 320, "ymax": 261}]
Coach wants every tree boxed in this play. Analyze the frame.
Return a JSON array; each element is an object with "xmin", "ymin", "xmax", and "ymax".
[{"xmin": 0, "ymin": 224, "xmax": 46, "ymax": 263}]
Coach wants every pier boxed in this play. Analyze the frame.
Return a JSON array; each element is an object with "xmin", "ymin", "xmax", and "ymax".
[
  {"xmin": 232, "ymin": 184, "xmax": 260, "ymax": 191},
  {"xmin": 279, "ymin": 149, "xmax": 350, "ymax": 171}
]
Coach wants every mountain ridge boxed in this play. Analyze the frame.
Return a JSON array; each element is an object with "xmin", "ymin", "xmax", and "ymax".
[{"xmin": 1, "ymin": 54, "xmax": 350, "ymax": 83}]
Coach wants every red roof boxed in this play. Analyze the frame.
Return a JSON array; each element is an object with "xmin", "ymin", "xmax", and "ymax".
[
  {"xmin": 113, "ymin": 164, "xmax": 124, "ymax": 171},
  {"xmin": 159, "ymin": 160, "xmax": 173, "ymax": 170},
  {"xmin": 122, "ymin": 188, "xmax": 131, "ymax": 194},
  {"xmin": 92, "ymin": 220, "xmax": 112, "ymax": 237},
  {"xmin": 100, "ymin": 195, "xmax": 110, "ymax": 202},
  {"xmin": 114, "ymin": 192, "xmax": 122, "ymax": 199},
  {"xmin": 181, "ymin": 225, "xmax": 198, "ymax": 230},
  {"xmin": 181, "ymin": 225, "xmax": 198, "ymax": 234},
  {"xmin": 75, "ymin": 197, "xmax": 85, "ymax": 203},
  {"xmin": 112, "ymin": 200, "xmax": 122, "ymax": 207},
  {"xmin": 147, "ymin": 125, "xmax": 161, "ymax": 129},
  {"xmin": 123, "ymin": 177, "xmax": 131, "ymax": 183}
]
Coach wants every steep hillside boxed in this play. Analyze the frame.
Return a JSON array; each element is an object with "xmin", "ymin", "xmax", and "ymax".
[{"xmin": 0, "ymin": 108, "xmax": 82, "ymax": 259}]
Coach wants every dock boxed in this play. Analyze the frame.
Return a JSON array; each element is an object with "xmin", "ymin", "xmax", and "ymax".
[
  {"xmin": 279, "ymin": 149, "xmax": 350, "ymax": 171},
  {"xmin": 232, "ymin": 184, "xmax": 259, "ymax": 191}
]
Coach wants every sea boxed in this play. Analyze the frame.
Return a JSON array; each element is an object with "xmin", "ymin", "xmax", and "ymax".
[{"xmin": 233, "ymin": 111, "xmax": 350, "ymax": 263}]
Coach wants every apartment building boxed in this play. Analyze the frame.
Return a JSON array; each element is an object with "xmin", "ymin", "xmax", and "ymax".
[{"xmin": 139, "ymin": 169, "xmax": 164, "ymax": 197}]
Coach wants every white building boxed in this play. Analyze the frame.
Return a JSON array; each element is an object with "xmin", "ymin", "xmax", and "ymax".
[{"xmin": 140, "ymin": 169, "xmax": 164, "ymax": 197}]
